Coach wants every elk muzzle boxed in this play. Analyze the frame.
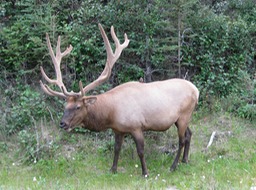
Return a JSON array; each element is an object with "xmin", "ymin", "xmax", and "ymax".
[
  {"xmin": 60, "ymin": 121, "xmax": 68, "ymax": 130},
  {"xmin": 60, "ymin": 120, "xmax": 75, "ymax": 132}
]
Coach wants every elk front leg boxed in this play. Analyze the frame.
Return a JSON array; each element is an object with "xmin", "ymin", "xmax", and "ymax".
[
  {"xmin": 110, "ymin": 132, "xmax": 124, "ymax": 173},
  {"xmin": 132, "ymin": 130, "xmax": 148, "ymax": 176}
]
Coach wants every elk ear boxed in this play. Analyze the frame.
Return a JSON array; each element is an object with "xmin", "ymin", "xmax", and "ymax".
[{"xmin": 83, "ymin": 97, "xmax": 97, "ymax": 107}]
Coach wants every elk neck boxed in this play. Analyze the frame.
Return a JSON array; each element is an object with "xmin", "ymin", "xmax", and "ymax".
[{"xmin": 81, "ymin": 95, "xmax": 113, "ymax": 132}]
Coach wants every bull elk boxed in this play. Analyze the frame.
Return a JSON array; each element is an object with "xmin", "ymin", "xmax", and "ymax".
[{"xmin": 40, "ymin": 24, "xmax": 199, "ymax": 176}]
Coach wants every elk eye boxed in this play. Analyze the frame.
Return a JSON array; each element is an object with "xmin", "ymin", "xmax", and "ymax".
[{"xmin": 76, "ymin": 105, "xmax": 81, "ymax": 110}]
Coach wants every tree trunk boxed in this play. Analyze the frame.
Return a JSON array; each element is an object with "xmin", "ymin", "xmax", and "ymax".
[
  {"xmin": 145, "ymin": 35, "xmax": 152, "ymax": 83},
  {"xmin": 145, "ymin": 64, "xmax": 152, "ymax": 83},
  {"xmin": 178, "ymin": 10, "xmax": 182, "ymax": 78}
]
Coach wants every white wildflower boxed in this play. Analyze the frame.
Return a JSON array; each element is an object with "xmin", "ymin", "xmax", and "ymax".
[{"xmin": 155, "ymin": 174, "xmax": 160, "ymax": 180}]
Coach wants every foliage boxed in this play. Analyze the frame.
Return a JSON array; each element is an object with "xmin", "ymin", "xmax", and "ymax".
[
  {"xmin": 66, "ymin": 0, "xmax": 165, "ymax": 84},
  {"xmin": 1, "ymin": 86, "xmax": 59, "ymax": 135},
  {"xmin": 17, "ymin": 122, "xmax": 60, "ymax": 163},
  {"xmin": 1, "ymin": 0, "xmax": 255, "ymax": 96},
  {"xmin": 184, "ymin": 5, "xmax": 255, "ymax": 99},
  {"xmin": 222, "ymin": 71, "xmax": 256, "ymax": 121},
  {"xmin": 1, "ymin": 1, "xmax": 51, "ymax": 81}
]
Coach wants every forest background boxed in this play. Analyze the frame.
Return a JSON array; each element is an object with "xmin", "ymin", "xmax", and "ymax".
[{"xmin": 0, "ymin": 0, "xmax": 255, "ymax": 189}]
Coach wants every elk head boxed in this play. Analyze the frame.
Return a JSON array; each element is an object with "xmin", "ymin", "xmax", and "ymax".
[{"xmin": 40, "ymin": 24, "xmax": 129, "ymax": 131}]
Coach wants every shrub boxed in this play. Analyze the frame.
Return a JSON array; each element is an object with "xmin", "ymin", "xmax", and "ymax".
[
  {"xmin": 184, "ymin": 7, "xmax": 254, "ymax": 100},
  {"xmin": 17, "ymin": 120, "xmax": 60, "ymax": 163},
  {"xmin": 221, "ymin": 71, "xmax": 255, "ymax": 121},
  {"xmin": 1, "ymin": 85, "xmax": 60, "ymax": 135}
]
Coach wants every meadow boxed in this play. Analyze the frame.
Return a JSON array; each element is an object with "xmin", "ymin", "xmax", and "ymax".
[{"xmin": 0, "ymin": 109, "xmax": 255, "ymax": 190}]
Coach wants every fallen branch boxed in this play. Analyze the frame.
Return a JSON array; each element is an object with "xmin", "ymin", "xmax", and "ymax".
[{"xmin": 206, "ymin": 131, "xmax": 216, "ymax": 149}]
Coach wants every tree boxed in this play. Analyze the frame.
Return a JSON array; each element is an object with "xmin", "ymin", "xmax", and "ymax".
[{"xmin": 149, "ymin": 0, "xmax": 198, "ymax": 80}]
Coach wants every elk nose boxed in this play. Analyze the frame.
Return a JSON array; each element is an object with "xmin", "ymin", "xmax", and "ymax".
[{"xmin": 60, "ymin": 121, "xmax": 66, "ymax": 129}]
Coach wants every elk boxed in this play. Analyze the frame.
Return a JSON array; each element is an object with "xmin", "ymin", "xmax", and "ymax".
[{"xmin": 40, "ymin": 24, "xmax": 199, "ymax": 176}]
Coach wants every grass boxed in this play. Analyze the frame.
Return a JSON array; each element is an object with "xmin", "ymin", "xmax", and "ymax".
[{"xmin": 0, "ymin": 110, "xmax": 256, "ymax": 190}]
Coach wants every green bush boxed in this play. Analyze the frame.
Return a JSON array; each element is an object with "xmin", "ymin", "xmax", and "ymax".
[
  {"xmin": 224, "ymin": 91, "xmax": 255, "ymax": 121},
  {"xmin": 184, "ymin": 10, "xmax": 252, "ymax": 99},
  {"xmin": 2, "ymin": 86, "xmax": 56, "ymax": 135},
  {"xmin": 18, "ymin": 129, "xmax": 38, "ymax": 162},
  {"xmin": 18, "ymin": 124, "xmax": 60, "ymax": 163},
  {"xmin": 221, "ymin": 71, "xmax": 255, "ymax": 121},
  {"xmin": 236, "ymin": 104, "xmax": 256, "ymax": 120}
]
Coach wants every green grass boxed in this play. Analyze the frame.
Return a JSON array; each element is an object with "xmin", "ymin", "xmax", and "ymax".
[{"xmin": 0, "ymin": 111, "xmax": 256, "ymax": 190}]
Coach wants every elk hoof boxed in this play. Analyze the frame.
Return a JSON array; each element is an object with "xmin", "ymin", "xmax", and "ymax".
[
  {"xmin": 110, "ymin": 167, "xmax": 117, "ymax": 174},
  {"xmin": 170, "ymin": 165, "xmax": 177, "ymax": 172}
]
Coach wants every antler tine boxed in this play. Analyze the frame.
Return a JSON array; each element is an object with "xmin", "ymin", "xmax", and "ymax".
[
  {"xmin": 81, "ymin": 24, "xmax": 130, "ymax": 94},
  {"xmin": 110, "ymin": 26, "xmax": 129, "ymax": 65},
  {"xmin": 40, "ymin": 80, "xmax": 67, "ymax": 98},
  {"xmin": 40, "ymin": 33, "xmax": 80, "ymax": 98},
  {"xmin": 79, "ymin": 81, "xmax": 85, "ymax": 97}
]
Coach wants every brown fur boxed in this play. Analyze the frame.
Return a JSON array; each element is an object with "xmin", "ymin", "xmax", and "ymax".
[{"xmin": 60, "ymin": 78, "xmax": 199, "ymax": 176}]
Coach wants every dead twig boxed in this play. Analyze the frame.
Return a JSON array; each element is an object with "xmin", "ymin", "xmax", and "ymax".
[{"xmin": 206, "ymin": 131, "xmax": 216, "ymax": 149}]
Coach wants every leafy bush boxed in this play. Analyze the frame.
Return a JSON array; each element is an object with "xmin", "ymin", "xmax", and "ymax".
[
  {"xmin": 18, "ymin": 129, "xmax": 38, "ymax": 162},
  {"xmin": 0, "ymin": 142, "xmax": 8, "ymax": 153},
  {"xmin": 221, "ymin": 71, "xmax": 255, "ymax": 121},
  {"xmin": 2, "ymin": 86, "xmax": 59, "ymax": 135},
  {"xmin": 18, "ymin": 122, "xmax": 60, "ymax": 163},
  {"xmin": 236, "ymin": 104, "xmax": 256, "ymax": 120},
  {"xmin": 184, "ymin": 10, "xmax": 252, "ymax": 99}
]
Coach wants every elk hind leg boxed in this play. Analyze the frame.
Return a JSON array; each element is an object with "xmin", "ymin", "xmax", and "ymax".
[
  {"xmin": 110, "ymin": 132, "xmax": 124, "ymax": 173},
  {"xmin": 170, "ymin": 120, "xmax": 187, "ymax": 171},
  {"xmin": 132, "ymin": 130, "xmax": 148, "ymax": 176},
  {"xmin": 182, "ymin": 127, "xmax": 192, "ymax": 163}
]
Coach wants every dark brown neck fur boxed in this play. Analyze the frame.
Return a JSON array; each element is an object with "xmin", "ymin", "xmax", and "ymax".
[{"xmin": 81, "ymin": 98, "xmax": 113, "ymax": 132}]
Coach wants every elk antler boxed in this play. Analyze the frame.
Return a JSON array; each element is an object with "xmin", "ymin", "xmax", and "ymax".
[
  {"xmin": 80, "ymin": 24, "xmax": 130, "ymax": 94},
  {"xmin": 40, "ymin": 24, "xmax": 129, "ymax": 98},
  {"xmin": 40, "ymin": 33, "xmax": 80, "ymax": 98}
]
